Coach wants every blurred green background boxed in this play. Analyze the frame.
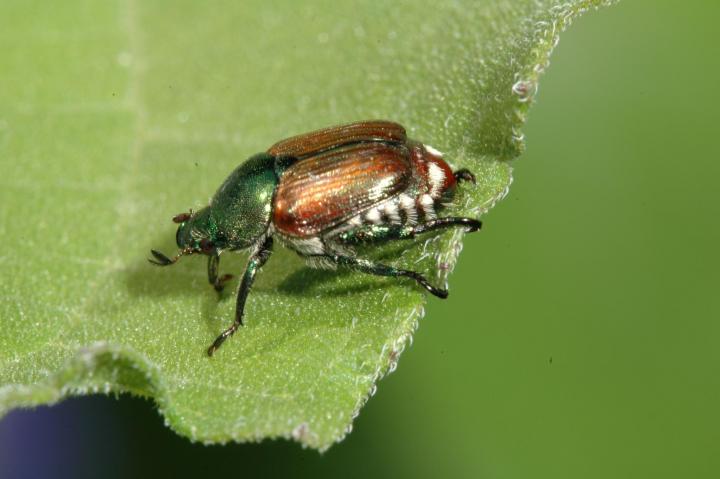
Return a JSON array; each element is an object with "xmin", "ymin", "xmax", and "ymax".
[{"xmin": 2, "ymin": 1, "xmax": 719, "ymax": 477}]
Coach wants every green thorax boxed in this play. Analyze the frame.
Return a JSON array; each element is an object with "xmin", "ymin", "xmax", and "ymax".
[
  {"xmin": 179, "ymin": 153, "xmax": 279, "ymax": 251},
  {"xmin": 211, "ymin": 153, "xmax": 279, "ymax": 249}
]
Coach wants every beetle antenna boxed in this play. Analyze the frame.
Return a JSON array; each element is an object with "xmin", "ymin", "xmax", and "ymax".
[
  {"xmin": 172, "ymin": 209, "xmax": 193, "ymax": 224},
  {"xmin": 148, "ymin": 247, "xmax": 193, "ymax": 266}
]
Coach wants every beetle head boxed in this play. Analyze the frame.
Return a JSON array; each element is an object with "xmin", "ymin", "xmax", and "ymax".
[
  {"xmin": 175, "ymin": 208, "xmax": 218, "ymax": 252},
  {"xmin": 148, "ymin": 208, "xmax": 218, "ymax": 266}
]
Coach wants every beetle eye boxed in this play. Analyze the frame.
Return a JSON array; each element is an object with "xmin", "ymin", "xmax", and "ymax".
[
  {"xmin": 175, "ymin": 225, "xmax": 183, "ymax": 248},
  {"xmin": 172, "ymin": 211, "xmax": 192, "ymax": 223},
  {"xmin": 199, "ymin": 238, "xmax": 214, "ymax": 254}
]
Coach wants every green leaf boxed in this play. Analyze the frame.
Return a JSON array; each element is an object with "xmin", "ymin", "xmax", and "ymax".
[{"xmin": 0, "ymin": 0, "xmax": 615, "ymax": 450}]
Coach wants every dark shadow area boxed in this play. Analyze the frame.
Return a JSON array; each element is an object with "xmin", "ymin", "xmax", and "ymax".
[
  {"xmin": 0, "ymin": 393, "xmax": 392, "ymax": 479},
  {"xmin": 276, "ymin": 264, "xmax": 380, "ymax": 297},
  {"xmin": 123, "ymin": 230, "xmax": 432, "ymax": 301},
  {"xmin": 275, "ymin": 239, "xmax": 431, "ymax": 297},
  {"xmin": 122, "ymin": 232, "xmax": 219, "ymax": 300}
]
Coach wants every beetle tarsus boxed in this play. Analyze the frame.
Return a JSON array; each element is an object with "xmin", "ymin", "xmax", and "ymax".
[
  {"xmin": 453, "ymin": 168, "xmax": 476, "ymax": 184},
  {"xmin": 412, "ymin": 217, "xmax": 482, "ymax": 235},
  {"xmin": 402, "ymin": 270, "xmax": 449, "ymax": 298},
  {"xmin": 207, "ymin": 325, "xmax": 241, "ymax": 356}
]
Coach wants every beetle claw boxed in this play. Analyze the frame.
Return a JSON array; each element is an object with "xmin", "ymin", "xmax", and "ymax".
[{"xmin": 453, "ymin": 168, "xmax": 476, "ymax": 185}]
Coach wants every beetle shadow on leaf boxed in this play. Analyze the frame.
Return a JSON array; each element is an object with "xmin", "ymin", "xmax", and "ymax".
[
  {"xmin": 122, "ymin": 232, "xmax": 438, "ymax": 302},
  {"xmin": 120, "ymin": 243, "xmax": 243, "ymax": 337},
  {"xmin": 273, "ymin": 241, "xmax": 425, "ymax": 297},
  {"xmin": 275, "ymin": 267, "xmax": 381, "ymax": 297},
  {"xmin": 123, "ymin": 255, "xmax": 213, "ymax": 299}
]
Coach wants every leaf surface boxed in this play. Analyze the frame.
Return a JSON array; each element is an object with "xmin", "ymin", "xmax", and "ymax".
[{"xmin": 0, "ymin": 0, "xmax": 614, "ymax": 449}]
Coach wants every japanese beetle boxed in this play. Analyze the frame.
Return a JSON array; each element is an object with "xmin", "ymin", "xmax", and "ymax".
[{"xmin": 149, "ymin": 120, "xmax": 481, "ymax": 356}]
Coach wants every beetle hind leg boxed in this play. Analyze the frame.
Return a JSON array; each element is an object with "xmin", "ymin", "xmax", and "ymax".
[
  {"xmin": 336, "ymin": 217, "xmax": 481, "ymax": 244},
  {"xmin": 306, "ymin": 253, "xmax": 448, "ymax": 299},
  {"xmin": 411, "ymin": 217, "xmax": 482, "ymax": 235}
]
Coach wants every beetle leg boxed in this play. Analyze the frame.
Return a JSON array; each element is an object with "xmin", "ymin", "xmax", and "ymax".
[
  {"xmin": 307, "ymin": 253, "xmax": 448, "ymax": 299},
  {"xmin": 207, "ymin": 253, "xmax": 234, "ymax": 293},
  {"xmin": 338, "ymin": 217, "xmax": 481, "ymax": 244},
  {"xmin": 411, "ymin": 217, "xmax": 482, "ymax": 235},
  {"xmin": 453, "ymin": 168, "xmax": 476, "ymax": 184},
  {"xmin": 207, "ymin": 236, "xmax": 274, "ymax": 356},
  {"xmin": 337, "ymin": 224, "xmax": 415, "ymax": 243}
]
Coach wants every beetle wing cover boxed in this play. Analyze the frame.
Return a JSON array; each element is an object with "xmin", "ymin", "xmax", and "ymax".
[
  {"xmin": 273, "ymin": 143, "xmax": 411, "ymax": 237},
  {"xmin": 267, "ymin": 120, "xmax": 406, "ymax": 159}
]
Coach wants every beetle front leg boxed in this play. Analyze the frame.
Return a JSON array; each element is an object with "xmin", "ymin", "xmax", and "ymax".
[
  {"xmin": 308, "ymin": 253, "xmax": 448, "ymax": 299},
  {"xmin": 207, "ymin": 253, "xmax": 234, "ymax": 293},
  {"xmin": 207, "ymin": 237, "xmax": 274, "ymax": 356}
]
